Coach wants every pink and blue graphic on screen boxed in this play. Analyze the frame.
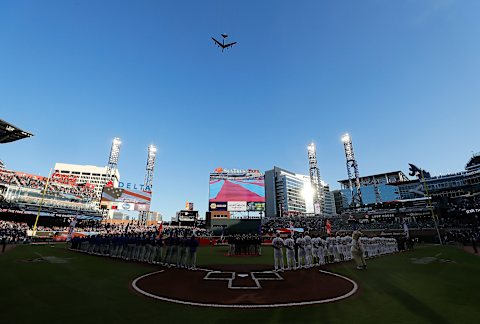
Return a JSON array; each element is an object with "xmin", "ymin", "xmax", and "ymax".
[{"xmin": 209, "ymin": 178, "xmax": 265, "ymax": 202}]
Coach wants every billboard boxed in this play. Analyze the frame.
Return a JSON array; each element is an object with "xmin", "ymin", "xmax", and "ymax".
[
  {"xmin": 100, "ymin": 186, "xmax": 151, "ymax": 211},
  {"xmin": 185, "ymin": 201, "xmax": 194, "ymax": 211},
  {"xmin": 209, "ymin": 168, "xmax": 265, "ymax": 211},
  {"xmin": 247, "ymin": 202, "xmax": 265, "ymax": 211},
  {"xmin": 227, "ymin": 201, "xmax": 247, "ymax": 212},
  {"xmin": 177, "ymin": 210, "xmax": 198, "ymax": 222},
  {"xmin": 209, "ymin": 202, "xmax": 228, "ymax": 211}
]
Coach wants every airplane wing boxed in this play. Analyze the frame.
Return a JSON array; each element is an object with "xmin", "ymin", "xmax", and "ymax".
[
  {"xmin": 224, "ymin": 42, "xmax": 237, "ymax": 48},
  {"xmin": 211, "ymin": 37, "xmax": 225, "ymax": 48}
]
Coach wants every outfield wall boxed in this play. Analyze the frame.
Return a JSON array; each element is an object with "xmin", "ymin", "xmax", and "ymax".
[{"xmin": 209, "ymin": 219, "xmax": 261, "ymax": 235}]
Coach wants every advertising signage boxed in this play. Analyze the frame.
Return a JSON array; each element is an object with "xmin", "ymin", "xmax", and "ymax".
[
  {"xmin": 247, "ymin": 202, "xmax": 265, "ymax": 211},
  {"xmin": 227, "ymin": 201, "xmax": 247, "ymax": 212},
  {"xmin": 100, "ymin": 186, "xmax": 151, "ymax": 212},
  {"xmin": 209, "ymin": 202, "xmax": 228, "ymax": 211}
]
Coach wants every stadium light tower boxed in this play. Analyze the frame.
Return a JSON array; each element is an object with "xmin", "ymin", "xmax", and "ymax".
[
  {"xmin": 307, "ymin": 142, "xmax": 324, "ymax": 216},
  {"xmin": 106, "ymin": 137, "xmax": 121, "ymax": 181},
  {"xmin": 139, "ymin": 144, "xmax": 157, "ymax": 226},
  {"xmin": 342, "ymin": 133, "xmax": 363, "ymax": 207}
]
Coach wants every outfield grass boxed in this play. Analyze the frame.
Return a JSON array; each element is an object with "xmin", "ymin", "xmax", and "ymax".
[{"xmin": 1, "ymin": 244, "xmax": 479, "ymax": 324}]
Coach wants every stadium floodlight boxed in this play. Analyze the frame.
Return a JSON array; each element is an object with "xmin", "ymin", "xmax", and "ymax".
[
  {"xmin": 149, "ymin": 144, "xmax": 157, "ymax": 153},
  {"xmin": 307, "ymin": 142, "xmax": 315, "ymax": 152},
  {"xmin": 341, "ymin": 133, "xmax": 350, "ymax": 143},
  {"xmin": 307, "ymin": 141, "xmax": 323, "ymax": 216},
  {"xmin": 108, "ymin": 137, "xmax": 121, "ymax": 165}
]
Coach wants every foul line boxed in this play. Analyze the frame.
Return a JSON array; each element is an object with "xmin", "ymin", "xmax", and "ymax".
[{"xmin": 131, "ymin": 268, "xmax": 358, "ymax": 309}]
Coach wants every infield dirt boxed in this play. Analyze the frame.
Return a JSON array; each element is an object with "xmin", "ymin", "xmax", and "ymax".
[{"xmin": 135, "ymin": 264, "xmax": 357, "ymax": 306}]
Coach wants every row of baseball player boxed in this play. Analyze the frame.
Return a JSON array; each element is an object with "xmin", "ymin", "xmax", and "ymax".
[
  {"xmin": 70, "ymin": 233, "xmax": 200, "ymax": 270},
  {"xmin": 271, "ymin": 232, "xmax": 399, "ymax": 271}
]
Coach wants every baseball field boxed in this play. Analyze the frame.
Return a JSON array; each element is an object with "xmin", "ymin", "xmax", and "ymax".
[{"xmin": 1, "ymin": 243, "xmax": 479, "ymax": 324}]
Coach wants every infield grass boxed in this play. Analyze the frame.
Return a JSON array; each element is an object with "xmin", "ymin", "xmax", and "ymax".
[{"xmin": 1, "ymin": 243, "xmax": 479, "ymax": 324}]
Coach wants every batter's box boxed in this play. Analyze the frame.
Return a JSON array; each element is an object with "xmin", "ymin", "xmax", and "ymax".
[
  {"xmin": 205, "ymin": 271, "xmax": 235, "ymax": 280},
  {"xmin": 203, "ymin": 270, "xmax": 283, "ymax": 290},
  {"xmin": 252, "ymin": 272, "xmax": 284, "ymax": 280}
]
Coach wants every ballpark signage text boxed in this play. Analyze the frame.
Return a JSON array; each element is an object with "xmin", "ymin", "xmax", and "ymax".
[
  {"xmin": 228, "ymin": 201, "xmax": 247, "ymax": 212},
  {"xmin": 118, "ymin": 181, "xmax": 151, "ymax": 192}
]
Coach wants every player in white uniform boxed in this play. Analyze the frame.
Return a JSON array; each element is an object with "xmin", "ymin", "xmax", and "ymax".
[
  {"xmin": 284, "ymin": 234, "xmax": 296, "ymax": 270},
  {"xmin": 304, "ymin": 233, "xmax": 313, "ymax": 268},
  {"xmin": 351, "ymin": 231, "xmax": 367, "ymax": 270},
  {"xmin": 296, "ymin": 234, "xmax": 306, "ymax": 269},
  {"xmin": 311, "ymin": 235, "xmax": 319, "ymax": 266},
  {"xmin": 272, "ymin": 233, "xmax": 285, "ymax": 272}
]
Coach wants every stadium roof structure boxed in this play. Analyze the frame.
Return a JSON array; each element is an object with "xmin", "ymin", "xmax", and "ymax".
[
  {"xmin": 338, "ymin": 171, "xmax": 410, "ymax": 187},
  {"xmin": 0, "ymin": 119, "xmax": 33, "ymax": 144},
  {"xmin": 466, "ymin": 153, "xmax": 480, "ymax": 171}
]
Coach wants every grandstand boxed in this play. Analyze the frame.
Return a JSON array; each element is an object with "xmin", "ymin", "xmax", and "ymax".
[{"xmin": 0, "ymin": 169, "xmax": 102, "ymax": 221}]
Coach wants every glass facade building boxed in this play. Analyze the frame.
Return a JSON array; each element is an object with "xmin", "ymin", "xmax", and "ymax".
[
  {"xmin": 338, "ymin": 171, "xmax": 409, "ymax": 208},
  {"xmin": 265, "ymin": 166, "xmax": 335, "ymax": 217}
]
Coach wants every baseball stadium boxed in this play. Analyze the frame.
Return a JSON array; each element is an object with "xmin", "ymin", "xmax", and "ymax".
[
  {"xmin": 3, "ymin": 1, "xmax": 480, "ymax": 323},
  {"xmin": 2, "ymin": 130, "xmax": 480, "ymax": 323}
]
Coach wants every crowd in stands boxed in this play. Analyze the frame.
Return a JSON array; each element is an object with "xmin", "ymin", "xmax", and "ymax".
[
  {"xmin": 262, "ymin": 217, "xmax": 325, "ymax": 235},
  {"xmin": 261, "ymin": 215, "xmax": 478, "ymax": 235},
  {"xmin": 0, "ymin": 220, "xmax": 29, "ymax": 247},
  {"xmin": 70, "ymin": 230, "xmax": 200, "ymax": 269},
  {"xmin": 46, "ymin": 222, "xmax": 214, "ymax": 237},
  {"xmin": 445, "ymin": 228, "xmax": 480, "ymax": 245},
  {"xmin": 0, "ymin": 170, "xmax": 96, "ymax": 201},
  {"xmin": 447, "ymin": 195, "xmax": 480, "ymax": 215}
]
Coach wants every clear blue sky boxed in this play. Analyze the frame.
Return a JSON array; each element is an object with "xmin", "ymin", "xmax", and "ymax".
[{"xmin": 1, "ymin": 0, "xmax": 479, "ymax": 219}]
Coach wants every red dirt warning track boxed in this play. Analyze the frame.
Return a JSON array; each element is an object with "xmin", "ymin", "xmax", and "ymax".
[{"xmin": 132, "ymin": 264, "xmax": 358, "ymax": 308}]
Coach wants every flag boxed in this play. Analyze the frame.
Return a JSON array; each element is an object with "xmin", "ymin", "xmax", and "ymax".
[
  {"xmin": 156, "ymin": 222, "xmax": 163, "ymax": 239},
  {"xmin": 289, "ymin": 221, "xmax": 294, "ymax": 235},
  {"xmin": 326, "ymin": 219, "xmax": 331, "ymax": 236},
  {"xmin": 403, "ymin": 222, "xmax": 410, "ymax": 238},
  {"xmin": 101, "ymin": 186, "xmax": 151, "ymax": 204}
]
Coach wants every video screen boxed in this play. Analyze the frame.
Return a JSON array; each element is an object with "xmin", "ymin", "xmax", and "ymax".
[{"xmin": 209, "ymin": 178, "xmax": 265, "ymax": 203}]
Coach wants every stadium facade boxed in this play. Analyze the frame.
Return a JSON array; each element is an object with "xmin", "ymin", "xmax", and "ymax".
[
  {"xmin": 0, "ymin": 168, "xmax": 102, "ymax": 220},
  {"xmin": 396, "ymin": 154, "xmax": 480, "ymax": 200},
  {"xmin": 265, "ymin": 166, "xmax": 335, "ymax": 218},
  {"xmin": 54, "ymin": 163, "xmax": 120, "ymax": 199},
  {"xmin": 337, "ymin": 171, "xmax": 409, "ymax": 210}
]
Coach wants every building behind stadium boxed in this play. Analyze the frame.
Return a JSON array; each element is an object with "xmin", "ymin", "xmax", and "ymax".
[{"xmin": 264, "ymin": 166, "xmax": 336, "ymax": 218}]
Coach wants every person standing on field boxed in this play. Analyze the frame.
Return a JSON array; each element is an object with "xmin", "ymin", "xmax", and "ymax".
[
  {"xmin": 296, "ymin": 233, "xmax": 306, "ymax": 269},
  {"xmin": 187, "ymin": 234, "xmax": 199, "ymax": 270},
  {"xmin": 272, "ymin": 233, "xmax": 285, "ymax": 272},
  {"xmin": 351, "ymin": 231, "xmax": 367, "ymax": 270},
  {"xmin": 284, "ymin": 234, "xmax": 296, "ymax": 270}
]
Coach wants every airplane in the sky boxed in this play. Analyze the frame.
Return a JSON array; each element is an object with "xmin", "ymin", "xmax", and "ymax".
[{"xmin": 211, "ymin": 33, "xmax": 237, "ymax": 52}]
